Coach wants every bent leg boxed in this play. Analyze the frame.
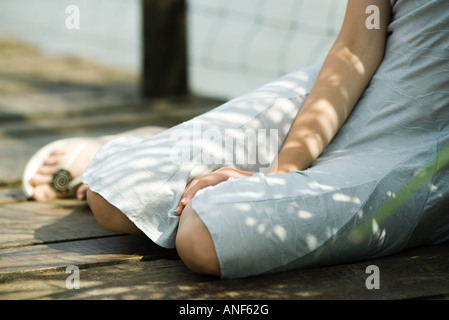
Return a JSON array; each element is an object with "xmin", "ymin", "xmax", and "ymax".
[
  {"xmin": 87, "ymin": 186, "xmax": 220, "ymax": 275},
  {"xmin": 188, "ymin": 144, "xmax": 441, "ymax": 279},
  {"xmin": 82, "ymin": 64, "xmax": 323, "ymax": 249},
  {"xmin": 176, "ymin": 202, "xmax": 220, "ymax": 276},
  {"xmin": 86, "ymin": 189, "xmax": 143, "ymax": 235}
]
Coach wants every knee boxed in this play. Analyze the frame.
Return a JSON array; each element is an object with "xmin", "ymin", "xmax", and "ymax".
[
  {"xmin": 176, "ymin": 203, "xmax": 220, "ymax": 276},
  {"xmin": 86, "ymin": 188, "xmax": 141, "ymax": 234},
  {"xmin": 86, "ymin": 189, "xmax": 116, "ymax": 231}
]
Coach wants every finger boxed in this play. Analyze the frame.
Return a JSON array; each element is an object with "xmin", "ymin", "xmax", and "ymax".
[
  {"xmin": 174, "ymin": 190, "xmax": 197, "ymax": 216},
  {"xmin": 183, "ymin": 177, "xmax": 209, "ymax": 203},
  {"xmin": 175, "ymin": 179, "xmax": 206, "ymax": 216},
  {"xmin": 174, "ymin": 185, "xmax": 193, "ymax": 216},
  {"xmin": 76, "ymin": 184, "xmax": 89, "ymax": 200},
  {"xmin": 174, "ymin": 198, "xmax": 186, "ymax": 216}
]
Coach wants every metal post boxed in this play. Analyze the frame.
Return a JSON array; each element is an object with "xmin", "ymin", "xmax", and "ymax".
[{"xmin": 141, "ymin": 0, "xmax": 187, "ymax": 98}]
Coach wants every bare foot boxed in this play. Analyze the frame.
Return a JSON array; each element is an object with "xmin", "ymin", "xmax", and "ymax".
[
  {"xmin": 27, "ymin": 126, "xmax": 167, "ymax": 202},
  {"xmin": 28, "ymin": 138, "xmax": 106, "ymax": 201}
]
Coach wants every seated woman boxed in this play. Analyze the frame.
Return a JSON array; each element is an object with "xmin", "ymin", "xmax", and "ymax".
[{"xmin": 24, "ymin": 0, "xmax": 449, "ymax": 279}]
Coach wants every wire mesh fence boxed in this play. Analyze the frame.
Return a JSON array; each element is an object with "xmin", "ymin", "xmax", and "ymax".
[{"xmin": 188, "ymin": 0, "xmax": 347, "ymax": 99}]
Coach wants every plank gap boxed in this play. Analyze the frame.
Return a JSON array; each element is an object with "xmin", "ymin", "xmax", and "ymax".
[{"xmin": 0, "ymin": 233, "xmax": 128, "ymax": 250}]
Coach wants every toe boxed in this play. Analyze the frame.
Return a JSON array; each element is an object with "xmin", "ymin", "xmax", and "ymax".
[
  {"xmin": 29, "ymin": 173, "xmax": 52, "ymax": 187},
  {"xmin": 35, "ymin": 165, "xmax": 58, "ymax": 176},
  {"xmin": 33, "ymin": 185, "xmax": 58, "ymax": 202},
  {"xmin": 42, "ymin": 154, "xmax": 60, "ymax": 166}
]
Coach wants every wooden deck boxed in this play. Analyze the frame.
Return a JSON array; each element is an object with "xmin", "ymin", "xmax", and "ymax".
[
  {"xmin": 2, "ymin": 193, "xmax": 449, "ymax": 301},
  {"xmin": 1, "ymin": 32, "xmax": 449, "ymax": 304}
]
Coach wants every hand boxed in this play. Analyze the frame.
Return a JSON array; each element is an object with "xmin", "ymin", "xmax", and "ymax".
[{"xmin": 175, "ymin": 167, "xmax": 253, "ymax": 216}]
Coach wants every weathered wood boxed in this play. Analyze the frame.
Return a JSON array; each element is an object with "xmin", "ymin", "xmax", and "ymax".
[
  {"xmin": 0, "ymin": 31, "xmax": 137, "ymax": 98},
  {"xmin": 1, "ymin": 192, "xmax": 449, "ymax": 300},
  {"xmin": 0, "ymin": 234, "xmax": 175, "ymax": 275},
  {"xmin": 141, "ymin": 0, "xmax": 188, "ymax": 97},
  {"xmin": 1, "ymin": 243, "xmax": 448, "ymax": 300},
  {"xmin": 0, "ymin": 188, "xmax": 24, "ymax": 205},
  {"xmin": 0, "ymin": 98, "xmax": 218, "ymax": 138},
  {"xmin": 0, "ymin": 200, "xmax": 118, "ymax": 248}
]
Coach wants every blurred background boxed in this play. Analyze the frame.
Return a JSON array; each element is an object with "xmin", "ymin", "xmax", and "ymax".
[
  {"xmin": 0, "ymin": 0, "xmax": 346, "ymax": 188},
  {"xmin": 0, "ymin": 0, "xmax": 346, "ymax": 99}
]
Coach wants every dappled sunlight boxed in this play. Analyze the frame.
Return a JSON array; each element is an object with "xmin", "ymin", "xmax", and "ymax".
[
  {"xmin": 250, "ymin": 65, "xmax": 318, "ymax": 99},
  {"xmin": 350, "ymin": 142, "xmax": 449, "ymax": 246},
  {"xmin": 81, "ymin": 62, "xmax": 324, "ymax": 251},
  {"xmin": 191, "ymin": 137, "xmax": 449, "ymax": 277},
  {"xmin": 273, "ymin": 225, "xmax": 288, "ymax": 242},
  {"xmin": 78, "ymin": 22, "xmax": 449, "ymax": 276},
  {"xmin": 307, "ymin": 181, "xmax": 336, "ymax": 191},
  {"xmin": 205, "ymin": 171, "xmax": 379, "ymax": 276},
  {"xmin": 273, "ymin": 42, "xmax": 371, "ymax": 173},
  {"xmin": 332, "ymin": 193, "xmax": 361, "ymax": 205},
  {"xmin": 1, "ymin": 0, "xmax": 447, "ymax": 298},
  {"xmin": 297, "ymin": 210, "xmax": 313, "ymax": 219}
]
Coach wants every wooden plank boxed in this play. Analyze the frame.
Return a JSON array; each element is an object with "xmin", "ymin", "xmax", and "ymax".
[
  {"xmin": 0, "ymin": 102, "xmax": 215, "ymax": 138},
  {"xmin": 0, "ymin": 188, "xmax": 24, "ymax": 205},
  {"xmin": 0, "ymin": 259, "xmax": 193, "ymax": 300},
  {"xmin": 0, "ymin": 200, "xmax": 118, "ymax": 248},
  {"xmin": 0, "ymin": 89, "xmax": 138, "ymax": 123},
  {"xmin": 0, "ymin": 93, "xmax": 220, "ymax": 126},
  {"xmin": 0, "ymin": 244, "xmax": 449, "ymax": 300},
  {"xmin": 141, "ymin": 0, "xmax": 188, "ymax": 97},
  {"xmin": 1, "ymin": 242, "xmax": 448, "ymax": 300},
  {"xmin": 165, "ymin": 243, "xmax": 449, "ymax": 300},
  {"xmin": 0, "ymin": 235, "xmax": 176, "ymax": 275}
]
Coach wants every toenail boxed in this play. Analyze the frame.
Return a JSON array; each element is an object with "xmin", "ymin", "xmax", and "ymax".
[{"xmin": 34, "ymin": 190, "xmax": 46, "ymax": 201}]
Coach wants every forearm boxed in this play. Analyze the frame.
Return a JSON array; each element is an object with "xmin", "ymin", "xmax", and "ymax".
[
  {"xmin": 272, "ymin": 44, "xmax": 381, "ymax": 173},
  {"xmin": 270, "ymin": 1, "xmax": 390, "ymax": 174}
]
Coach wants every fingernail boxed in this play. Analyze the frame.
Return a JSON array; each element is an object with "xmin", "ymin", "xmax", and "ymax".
[
  {"xmin": 175, "ymin": 204, "xmax": 182, "ymax": 214},
  {"xmin": 180, "ymin": 197, "xmax": 187, "ymax": 205}
]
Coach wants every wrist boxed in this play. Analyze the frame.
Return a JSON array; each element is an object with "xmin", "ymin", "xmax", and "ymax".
[{"xmin": 267, "ymin": 163, "xmax": 300, "ymax": 175}]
